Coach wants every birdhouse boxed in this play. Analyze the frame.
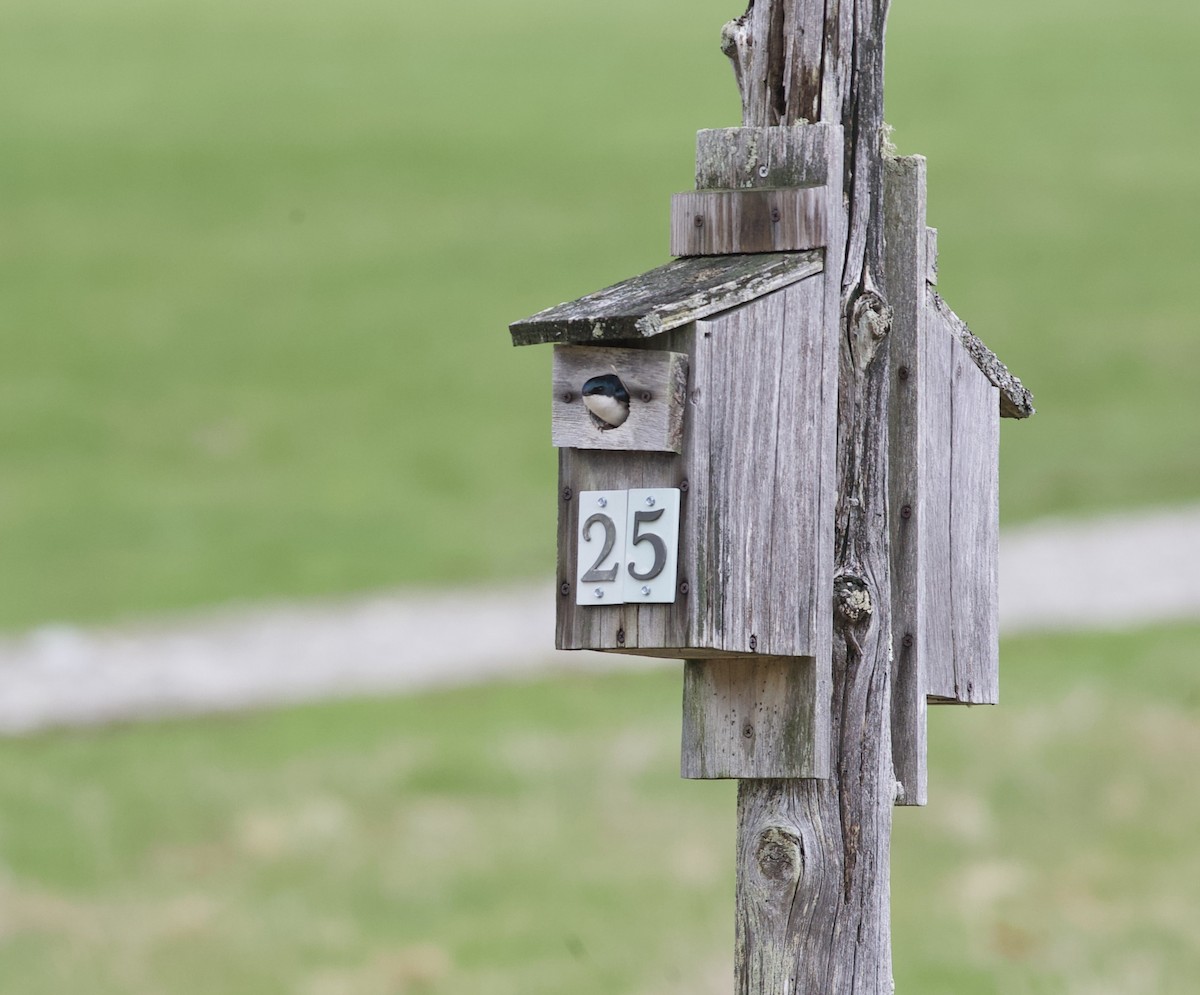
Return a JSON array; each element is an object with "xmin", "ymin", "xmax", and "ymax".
[{"xmin": 509, "ymin": 124, "xmax": 1032, "ymax": 786}]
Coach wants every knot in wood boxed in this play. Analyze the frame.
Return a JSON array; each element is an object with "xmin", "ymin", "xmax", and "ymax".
[
  {"xmin": 755, "ymin": 827, "xmax": 803, "ymax": 885},
  {"xmin": 833, "ymin": 574, "xmax": 873, "ymax": 625},
  {"xmin": 848, "ymin": 290, "xmax": 893, "ymax": 371}
]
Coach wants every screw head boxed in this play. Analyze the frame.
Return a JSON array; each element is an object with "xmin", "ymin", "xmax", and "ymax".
[
  {"xmin": 897, "ymin": 366, "xmax": 910, "ymax": 383},
  {"xmin": 694, "ymin": 214, "xmax": 705, "ymax": 228},
  {"xmin": 560, "ymin": 581, "xmax": 570, "ymax": 597},
  {"xmin": 679, "ymin": 479, "xmax": 689, "ymax": 493},
  {"xmin": 645, "ymin": 496, "xmax": 656, "ymax": 507},
  {"xmin": 594, "ymin": 588, "xmax": 604, "ymax": 599},
  {"xmin": 679, "ymin": 580, "xmax": 690, "ymax": 595},
  {"xmin": 641, "ymin": 585, "xmax": 651, "ymax": 596},
  {"xmin": 901, "ymin": 504, "xmax": 912, "ymax": 520},
  {"xmin": 640, "ymin": 391, "xmax": 652, "ymax": 403},
  {"xmin": 597, "ymin": 496, "xmax": 607, "ymax": 508},
  {"xmin": 616, "ymin": 627, "xmax": 626, "ymax": 644},
  {"xmin": 770, "ymin": 207, "xmax": 781, "ymax": 223},
  {"xmin": 562, "ymin": 391, "xmax": 574, "ymax": 402},
  {"xmin": 902, "ymin": 633, "xmax": 914, "ymax": 649},
  {"xmin": 742, "ymin": 723, "xmax": 754, "ymax": 739},
  {"xmin": 757, "ymin": 164, "xmax": 769, "ymax": 178},
  {"xmin": 562, "ymin": 487, "xmax": 572, "ymax": 502},
  {"xmin": 749, "ymin": 635, "xmax": 758, "ymax": 652}
]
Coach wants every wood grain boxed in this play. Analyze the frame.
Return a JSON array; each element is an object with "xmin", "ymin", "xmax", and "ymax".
[
  {"xmin": 882, "ymin": 155, "xmax": 929, "ymax": 807},
  {"xmin": 919, "ymin": 284, "xmax": 956, "ymax": 702},
  {"xmin": 948, "ymin": 335, "xmax": 1001, "ymax": 703},
  {"xmin": 921, "ymin": 296, "xmax": 1002, "ymax": 705},
  {"xmin": 695, "ymin": 124, "xmax": 836, "ymax": 190},
  {"xmin": 681, "ymin": 656, "xmax": 822, "ymax": 779},
  {"xmin": 724, "ymin": 1, "xmax": 897, "ymax": 991},
  {"xmin": 509, "ymin": 252, "xmax": 821, "ymax": 347},
  {"xmin": 670, "ymin": 187, "xmax": 827, "ymax": 256},
  {"xmin": 551, "ymin": 346, "xmax": 688, "ymax": 454}
]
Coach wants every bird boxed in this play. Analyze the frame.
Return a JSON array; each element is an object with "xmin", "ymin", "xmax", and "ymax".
[{"xmin": 581, "ymin": 373, "xmax": 630, "ymax": 430}]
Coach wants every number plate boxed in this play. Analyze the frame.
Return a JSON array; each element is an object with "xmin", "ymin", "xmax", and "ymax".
[{"xmin": 575, "ymin": 488, "xmax": 680, "ymax": 606}]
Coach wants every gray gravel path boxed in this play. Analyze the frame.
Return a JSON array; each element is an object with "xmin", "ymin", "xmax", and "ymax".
[{"xmin": 1, "ymin": 505, "xmax": 1198, "ymax": 734}]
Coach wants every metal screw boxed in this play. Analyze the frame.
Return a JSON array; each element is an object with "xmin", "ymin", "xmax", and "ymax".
[
  {"xmin": 694, "ymin": 214, "xmax": 705, "ymax": 228},
  {"xmin": 898, "ymin": 366, "xmax": 910, "ymax": 382},
  {"xmin": 770, "ymin": 207, "xmax": 781, "ymax": 224},
  {"xmin": 645, "ymin": 496, "xmax": 655, "ymax": 507},
  {"xmin": 902, "ymin": 633, "xmax": 914, "ymax": 649},
  {"xmin": 641, "ymin": 586, "xmax": 651, "ymax": 596},
  {"xmin": 562, "ymin": 487, "xmax": 572, "ymax": 502},
  {"xmin": 901, "ymin": 504, "xmax": 912, "ymax": 520},
  {"xmin": 562, "ymin": 391, "xmax": 575, "ymax": 402},
  {"xmin": 742, "ymin": 723, "xmax": 754, "ymax": 739},
  {"xmin": 679, "ymin": 479, "xmax": 689, "ymax": 493},
  {"xmin": 597, "ymin": 496, "xmax": 607, "ymax": 508},
  {"xmin": 749, "ymin": 635, "xmax": 758, "ymax": 652},
  {"xmin": 757, "ymin": 164, "xmax": 769, "ymax": 178},
  {"xmin": 616, "ymin": 627, "xmax": 626, "ymax": 644},
  {"xmin": 560, "ymin": 581, "xmax": 570, "ymax": 597},
  {"xmin": 679, "ymin": 580, "xmax": 690, "ymax": 595},
  {"xmin": 594, "ymin": 588, "xmax": 604, "ymax": 599},
  {"xmin": 640, "ymin": 391, "xmax": 652, "ymax": 403}
]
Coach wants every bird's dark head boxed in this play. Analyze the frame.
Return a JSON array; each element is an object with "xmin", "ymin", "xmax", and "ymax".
[{"xmin": 582, "ymin": 373, "xmax": 629, "ymax": 403}]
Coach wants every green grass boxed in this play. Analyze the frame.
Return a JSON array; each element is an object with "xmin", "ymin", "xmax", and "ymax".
[
  {"xmin": 2, "ymin": 0, "xmax": 1199, "ymax": 629},
  {"xmin": 0, "ymin": 624, "xmax": 1196, "ymax": 993}
]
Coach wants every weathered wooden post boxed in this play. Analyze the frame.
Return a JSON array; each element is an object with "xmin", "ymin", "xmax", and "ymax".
[{"xmin": 510, "ymin": 2, "xmax": 1033, "ymax": 991}]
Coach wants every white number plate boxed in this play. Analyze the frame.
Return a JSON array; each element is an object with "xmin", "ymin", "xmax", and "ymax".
[{"xmin": 575, "ymin": 488, "xmax": 680, "ymax": 606}]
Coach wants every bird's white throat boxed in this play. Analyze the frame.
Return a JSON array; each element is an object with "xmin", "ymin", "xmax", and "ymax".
[{"xmin": 583, "ymin": 393, "xmax": 630, "ymax": 428}]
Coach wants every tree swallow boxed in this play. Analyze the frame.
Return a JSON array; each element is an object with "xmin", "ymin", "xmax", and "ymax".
[{"xmin": 581, "ymin": 373, "xmax": 630, "ymax": 430}]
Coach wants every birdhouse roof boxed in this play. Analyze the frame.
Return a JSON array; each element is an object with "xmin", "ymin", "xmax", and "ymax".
[
  {"xmin": 929, "ymin": 292, "xmax": 1034, "ymax": 419},
  {"xmin": 509, "ymin": 251, "xmax": 822, "ymax": 347},
  {"xmin": 509, "ymin": 249, "xmax": 1033, "ymax": 420}
]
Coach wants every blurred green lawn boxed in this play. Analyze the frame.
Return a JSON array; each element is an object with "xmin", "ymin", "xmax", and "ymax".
[
  {"xmin": 0, "ymin": 623, "xmax": 1197, "ymax": 994},
  {"xmin": 2, "ymin": 0, "xmax": 1199, "ymax": 628}
]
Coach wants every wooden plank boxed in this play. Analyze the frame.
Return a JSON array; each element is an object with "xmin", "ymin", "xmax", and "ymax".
[
  {"xmin": 509, "ymin": 252, "xmax": 822, "ymax": 347},
  {"xmin": 694, "ymin": 124, "xmax": 835, "ymax": 191},
  {"xmin": 669, "ymin": 187, "xmax": 827, "ymax": 256},
  {"xmin": 551, "ymin": 346, "xmax": 688, "ymax": 454},
  {"xmin": 681, "ymin": 657, "xmax": 822, "ymax": 778},
  {"xmin": 882, "ymin": 155, "xmax": 929, "ymax": 807},
  {"xmin": 949, "ymin": 337, "xmax": 1000, "ymax": 704},
  {"xmin": 922, "ymin": 301, "xmax": 1002, "ymax": 706},
  {"xmin": 920, "ymin": 290, "xmax": 957, "ymax": 702}
]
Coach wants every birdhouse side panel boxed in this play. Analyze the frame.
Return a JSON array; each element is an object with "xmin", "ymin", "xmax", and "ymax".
[
  {"xmin": 920, "ymin": 304, "xmax": 1001, "ymax": 705},
  {"xmin": 948, "ymin": 337, "xmax": 1000, "ymax": 704},
  {"xmin": 919, "ymin": 296, "xmax": 957, "ymax": 701},
  {"xmin": 689, "ymin": 274, "xmax": 832, "ymax": 658}
]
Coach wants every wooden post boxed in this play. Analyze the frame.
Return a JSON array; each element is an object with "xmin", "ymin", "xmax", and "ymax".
[
  {"xmin": 510, "ymin": 1, "xmax": 1033, "ymax": 988},
  {"xmin": 723, "ymin": 1, "xmax": 897, "ymax": 991}
]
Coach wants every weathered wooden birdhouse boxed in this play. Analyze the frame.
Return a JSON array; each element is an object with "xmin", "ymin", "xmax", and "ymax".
[{"xmin": 509, "ymin": 124, "xmax": 1032, "ymax": 791}]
